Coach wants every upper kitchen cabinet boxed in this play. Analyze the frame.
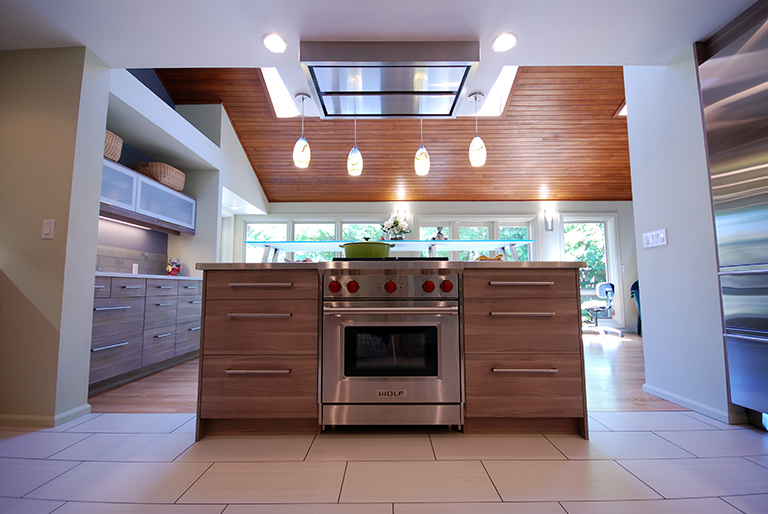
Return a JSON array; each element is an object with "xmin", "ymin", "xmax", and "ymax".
[
  {"xmin": 101, "ymin": 159, "xmax": 137, "ymax": 211},
  {"xmin": 136, "ymin": 173, "xmax": 196, "ymax": 230}
]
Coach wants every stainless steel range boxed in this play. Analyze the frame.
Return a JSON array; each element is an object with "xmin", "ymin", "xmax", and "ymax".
[{"xmin": 320, "ymin": 260, "xmax": 462, "ymax": 428}]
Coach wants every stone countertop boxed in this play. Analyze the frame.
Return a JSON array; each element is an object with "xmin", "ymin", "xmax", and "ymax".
[
  {"xmin": 195, "ymin": 261, "xmax": 585, "ymax": 271},
  {"xmin": 96, "ymin": 271, "xmax": 203, "ymax": 280}
]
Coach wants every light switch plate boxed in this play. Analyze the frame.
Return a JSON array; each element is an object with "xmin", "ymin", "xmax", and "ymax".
[
  {"xmin": 42, "ymin": 219, "xmax": 55, "ymax": 240},
  {"xmin": 643, "ymin": 228, "xmax": 667, "ymax": 248}
]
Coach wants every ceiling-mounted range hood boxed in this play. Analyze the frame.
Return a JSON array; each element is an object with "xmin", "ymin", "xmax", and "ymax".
[{"xmin": 300, "ymin": 41, "xmax": 479, "ymax": 119}]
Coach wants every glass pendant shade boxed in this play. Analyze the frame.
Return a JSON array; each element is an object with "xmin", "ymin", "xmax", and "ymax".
[
  {"xmin": 293, "ymin": 137, "xmax": 310, "ymax": 168},
  {"xmin": 347, "ymin": 145, "xmax": 363, "ymax": 176},
  {"xmin": 469, "ymin": 135, "xmax": 486, "ymax": 167},
  {"xmin": 414, "ymin": 145, "xmax": 430, "ymax": 176}
]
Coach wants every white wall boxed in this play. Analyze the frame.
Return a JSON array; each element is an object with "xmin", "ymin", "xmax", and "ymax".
[{"xmin": 624, "ymin": 46, "xmax": 739, "ymax": 423}]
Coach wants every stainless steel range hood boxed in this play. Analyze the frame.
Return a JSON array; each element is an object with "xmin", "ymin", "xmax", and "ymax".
[{"xmin": 300, "ymin": 41, "xmax": 479, "ymax": 119}]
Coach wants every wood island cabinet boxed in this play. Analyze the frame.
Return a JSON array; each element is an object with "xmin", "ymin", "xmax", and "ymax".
[
  {"xmin": 197, "ymin": 268, "xmax": 320, "ymax": 438},
  {"xmin": 462, "ymin": 267, "xmax": 588, "ymax": 437}
]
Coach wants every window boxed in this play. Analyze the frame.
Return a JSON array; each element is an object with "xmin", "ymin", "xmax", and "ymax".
[
  {"xmin": 293, "ymin": 222, "xmax": 336, "ymax": 262},
  {"xmin": 564, "ymin": 221, "xmax": 608, "ymax": 320},
  {"xmin": 342, "ymin": 223, "xmax": 383, "ymax": 241},
  {"xmin": 419, "ymin": 225, "xmax": 450, "ymax": 258},
  {"xmin": 245, "ymin": 222, "xmax": 287, "ymax": 262},
  {"xmin": 499, "ymin": 225, "xmax": 530, "ymax": 261},
  {"xmin": 458, "ymin": 225, "xmax": 490, "ymax": 261}
]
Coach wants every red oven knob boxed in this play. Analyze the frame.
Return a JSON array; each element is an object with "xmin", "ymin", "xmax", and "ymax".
[
  {"xmin": 422, "ymin": 280, "xmax": 436, "ymax": 293},
  {"xmin": 384, "ymin": 280, "xmax": 398, "ymax": 294},
  {"xmin": 347, "ymin": 280, "xmax": 360, "ymax": 293},
  {"xmin": 440, "ymin": 280, "xmax": 454, "ymax": 293},
  {"xmin": 328, "ymin": 280, "xmax": 342, "ymax": 293}
]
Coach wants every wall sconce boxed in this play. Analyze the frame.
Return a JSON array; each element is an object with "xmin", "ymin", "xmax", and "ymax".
[{"xmin": 544, "ymin": 210, "xmax": 554, "ymax": 231}]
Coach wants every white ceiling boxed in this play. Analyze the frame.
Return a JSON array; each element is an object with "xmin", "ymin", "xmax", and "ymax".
[{"xmin": 0, "ymin": 0, "xmax": 757, "ymax": 116}]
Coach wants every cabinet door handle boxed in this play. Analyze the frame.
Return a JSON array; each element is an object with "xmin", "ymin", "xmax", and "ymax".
[
  {"xmin": 225, "ymin": 369, "xmax": 291, "ymax": 375},
  {"xmin": 492, "ymin": 368, "xmax": 559, "ymax": 374},
  {"xmin": 188, "ymin": 326, "xmax": 201, "ymax": 331},
  {"xmin": 228, "ymin": 282, "xmax": 293, "ymax": 288},
  {"xmin": 94, "ymin": 305, "xmax": 132, "ymax": 311},
  {"xmin": 156, "ymin": 302, "xmax": 174, "ymax": 306},
  {"xmin": 94, "ymin": 285, "xmax": 106, "ymax": 289},
  {"xmin": 488, "ymin": 281, "xmax": 555, "ymax": 287},
  {"xmin": 91, "ymin": 341, "xmax": 130, "ymax": 352},
  {"xmin": 184, "ymin": 285, "xmax": 198, "ymax": 290},
  {"xmin": 190, "ymin": 300, "xmax": 202, "ymax": 304},
  {"xmin": 227, "ymin": 313, "xmax": 292, "ymax": 318},
  {"xmin": 490, "ymin": 312, "xmax": 555, "ymax": 317},
  {"xmin": 154, "ymin": 332, "xmax": 172, "ymax": 338},
  {"xmin": 157, "ymin": 285, "xmax": 174, "ymax": 289},
  {"xmin": 121, "ymin": 285, "xmax": 143, "ymax": 289}
]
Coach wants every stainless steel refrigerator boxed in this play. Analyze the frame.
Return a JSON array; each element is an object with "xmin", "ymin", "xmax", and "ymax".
[{"xmin": 700, "ymin": 17, "xmax": 768, "ymax": 415}]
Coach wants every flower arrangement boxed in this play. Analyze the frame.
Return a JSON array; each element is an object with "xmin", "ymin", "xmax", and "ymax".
[{"xmin": 382, "ymin": 215, "xmax": 411, "ymax": 238}]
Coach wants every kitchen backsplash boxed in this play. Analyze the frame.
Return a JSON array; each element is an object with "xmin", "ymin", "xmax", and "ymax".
[{"xmin": 96, "ymin": 245, "xmax": 167, "ymax": 275}]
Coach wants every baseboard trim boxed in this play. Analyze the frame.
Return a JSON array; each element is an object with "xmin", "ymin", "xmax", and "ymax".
[
  {"xmin": 641, "ymin": 383, "xmax": 740, "ymax": 423},
  {"xmin": 0, "ymin": 403, "xmax": 91, "ymax": 428}
]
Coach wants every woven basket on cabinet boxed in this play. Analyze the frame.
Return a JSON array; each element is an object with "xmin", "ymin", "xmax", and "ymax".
[
  {"xmin": 103, "ymin": 130, "xmax": 123, "ymax": 162},
  {"xmin": 132, "ymin": 162, "xmax": 186, "ymax": 192}
]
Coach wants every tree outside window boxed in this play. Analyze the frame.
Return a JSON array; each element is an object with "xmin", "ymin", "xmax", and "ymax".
[
  {"xmin": 564, "ymin": 221, "xmax": 607, "ymax": 319},
  {"xmin": 245, "ymin": 223, "xmax": 288, "ymax": 262},
  {"xmin": 342, "ymin": 223, "xmax": 383, "ymax": 241},
  {"xmin": 499, "ymin": 225, "xmax": 529, "ymax": 261},
  {"xmin": 459, "ymin": 226, "xmax": 489, "ymax": 261},
  {"xmin": 419, "ymin": 226, "xmax": 450, "ymax": 258},
  {"xmin": 293, "ymin": 222, "xmax": 336, "ymax": 262}
]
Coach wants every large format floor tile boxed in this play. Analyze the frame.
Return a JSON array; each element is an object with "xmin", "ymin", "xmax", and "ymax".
[
  {"xmin": 722, "ymin": 493, "xmax": 768, "ymax": 514},
  {"xmin": 0, "ymin": 458, "xmax": 78, "ymax": 497},
  {"xmin": 655, "ymin": 428, "xmax": 768, "ymax": 457},
  {"xmin": 429, "ymin": 433, "xmax": 565, "ymax": 460},
  {"xmin": 394, "ymin": 502, "xmax": 566, "ymax": 513},
  {"xmin": 340, "ymin": 461, "xmax": 500, "ymax": 503},
  {"xmin": 176, "ymin": 435, "xmax": 314, "ymax": 462},
  {"xmin": 64, "ymin": 413, "xmax": 195, "ymax": 433},
  {"xmin": 307, "ymin": 431, "xmax": 435, "ymax": 461},
  {"xmin": 224, "ymin": 505, "xmax": 393, "ymax": 514},
  {"xmin": 0, "ymin": 430, "xmax": 92, "ymax": 459},
  {"xmin": 546, "ymin": 431, "xmax": 695, "ymax": 460},
  {"xmin": 49, "ymin": 433, "xmax": 195, "ymax": 461},
  {"xmin": 0, "ymin": 497, "xmax": 64, "ymax": 514},
  {"xmin": 52, "ymin": 503, "xmax": 226, "ymax": 514},
  {"xmin": 618, "ymin": 457, "xmax": 768, "ymax": 498},
  {"xmin": 589, "ymin": 411, "xmax": 716, "ymax": 431},
  {"xmin": 681, "ymin": 411, "xmax": 748, "ymax": 430},
  {"xmin": 25, "ymin": 461, "xmax": 211, "ymax": 503},
  {"xmin": 483, "ymin": 460, "xmax": 661, "ymax": 502},
  {"xmin": 560, "ymin": 498, "xmax": 743, "ymax": 514},
  {"xmin": 178, "ymin": 461, "xmax": 346, "ymax": 504}
]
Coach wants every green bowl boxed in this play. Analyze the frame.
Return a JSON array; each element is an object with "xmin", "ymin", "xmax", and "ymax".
[{"xmin": 340, "ymin": 241, "xmax": 396, "ymax": 258}]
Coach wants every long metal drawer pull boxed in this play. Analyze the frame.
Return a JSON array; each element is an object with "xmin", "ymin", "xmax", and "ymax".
[
  {"xmin": 228, "ymin": 282, "xmax": 293, "ymax": 288},
  {"xmin": 323, "ymin": 306, "xmax": 458, "ymax": 315},
  {"xmin": 91, "ymin": 341, "xmax": 130, "ymax": 352},
  {"xmin": 724, "ymin": 333, "xmax": 768, "ymax": 343},
  {"xmin": 719, "ymin": 269, "xmax": 768, "ymax": 276},
  {"xmin": 188, "ymin": 326, "xmax": 201, "ymax": 331},
  {"xmin": 488, "ymin": 281, "xmax": 555, "ymax": 286},
  {"xmin": 190, "ymin": 300, "xmax": 202, "ymax": 304},
  {"xmin": 490, "ymin": 312, "xmax": 555, "ymax": 317},
  {"xmin": 225, "ymin": 369, "xmax": 291, "ymax": 375},
  {"xmin": 154, "ymin": 332, "xmax": 172, "ymax": 338},
  {"xmin": 156, "ymin": 302, "xmax": 174, "ymax": 306},
  {"xmin": 157, "ymin": 285, "xmax": 174, "ymax": 289},
  {"xmin": 94, "ymin": 305, "xmax": 131, "ymax": 311},
  {"xmin": 121, "ymin": 285, "xmax": 143, "ymax": 289},
  {"xmin": 94, "ymin": 285, "xmax": 106, "ymax": 289},
  {"xmin": 184, "ymin": 285, "xmax": 198, "ymax": 289},
  {"xmin": 227, "ymin": 313, "xmax": 292, "ymax": 318},
  {"xmin": 492, "ymin": 368, "xmax": 559, "ymax": 374}
]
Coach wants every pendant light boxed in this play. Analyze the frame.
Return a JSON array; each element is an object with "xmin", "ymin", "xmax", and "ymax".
[
  {"xmin": 347, "ymin": 117, "xmax": 363, "ymax": 176},
  {"xmin": 414, "ymin": 118, "xmax": 430, "ymax": 176},
  {"xmin": 292, "ymin": 94, "xmax": 310, "ymax": 168},
  {"xmin": 468, "ymin": 92, "xmax": 486, "ymax": 167}
]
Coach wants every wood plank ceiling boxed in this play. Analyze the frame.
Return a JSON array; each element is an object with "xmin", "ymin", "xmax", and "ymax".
[{"xmin": 157, "ymin": 66, "xmax": 631, "ymax": 203}]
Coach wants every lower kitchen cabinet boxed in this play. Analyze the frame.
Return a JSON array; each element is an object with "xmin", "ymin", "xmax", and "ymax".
[{"xmin": 89, "ymin": 332, "xmax": 143, "ymax": 383}]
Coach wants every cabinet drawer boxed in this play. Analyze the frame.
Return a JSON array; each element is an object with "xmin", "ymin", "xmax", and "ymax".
[
  {"xmin": 147, "ymin": 278, "xmax": 178, "ymax": 296},
  {"xmin": 94, "ymin": 276, "xmax": 111, "ymax": 298},
  {"xmin": 89, "ymin": 331, "xmax": 143, "ymax": 383},
  {"xmin": 465, "ymin": 353, "xmax": 585, "ymax": 418},
  {"xmin": 205, "ymin": 270, "xmax": 319, "ymax": 300},
  {"xmin": 92, "ymin": 297, "xmax": 145, "ymax": 338},
  {"xmin": 176, "ymin": 320, "xmax": 201, "ymax": 355},
  {"xmin": 200, "ymin": 355, "xmax": 317, "ymax": 418},
  {"xmin": 110, "ymin": 277, "xmax": 146, "ymax": 298},
  {"xmin": 203, "ymin": 299, "xmax": 318, "ymax": 355},
  {"xmin": 178, "ymin": 280, "xmax": 202, "ymax": 296},
  {"xmin": 463, "ymin": 268, "xmax": 579, "ymax": 299},
  {"xmin": 464, "ymin": 298, "xmax": 581, "ymax": 353},
  {"xmin": 177, "ymin": 295, "xmax": 202, "ymax": 324},
  {"xmin": 142, "ymin": 326, "xmax": 176, "ymax": 367},
  {"xmin": 144, "ymin": 297, "xmax": 178, "ymax": 329}
]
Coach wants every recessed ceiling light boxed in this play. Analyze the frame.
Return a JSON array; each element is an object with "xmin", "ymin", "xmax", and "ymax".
[
  {"xmin": 492, "ymin": 33, "xmax": 518, "ymax": 52},
  {"xmin": 263, "ymin": 33, "xmax": 287, "ymax": 54},
  {"xmin": 230, "ymin": 204, "xmax": 241, "ymax": 210}
]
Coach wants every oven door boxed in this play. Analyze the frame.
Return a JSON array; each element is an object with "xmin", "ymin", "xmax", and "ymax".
[{"xmin": 322, "ymin": 300, "xmax": 460, "ymax": 404}]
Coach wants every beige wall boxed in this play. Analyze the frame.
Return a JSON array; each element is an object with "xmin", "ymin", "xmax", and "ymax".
[{"xmin": 0, "ymin": 47, "xmax": 110, "ymax": 426}]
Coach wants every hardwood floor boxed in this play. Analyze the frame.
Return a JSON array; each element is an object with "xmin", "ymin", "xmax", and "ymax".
[{"xmin": 89, "ymin": 333, "xmax": 685, "ymax": 413}]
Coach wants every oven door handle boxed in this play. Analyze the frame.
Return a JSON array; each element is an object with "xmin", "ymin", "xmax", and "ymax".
[{"xmin": 323, "ymin": 306, "xmax": 458, "ymax": 316}]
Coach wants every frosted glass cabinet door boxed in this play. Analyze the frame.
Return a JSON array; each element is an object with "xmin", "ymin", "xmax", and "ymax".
[
  {"xmin": 101, "ymin": 159, "xmax": 137, "ymax": 210},
  {"xmin": 136, "ymin": 175, "xmax": 196, "ymax": 230}
]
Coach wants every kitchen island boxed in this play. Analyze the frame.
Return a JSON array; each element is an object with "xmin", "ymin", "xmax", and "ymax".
[{"xmin": 195, "ymin": 260, "xmax": 588, "ymax": 439}]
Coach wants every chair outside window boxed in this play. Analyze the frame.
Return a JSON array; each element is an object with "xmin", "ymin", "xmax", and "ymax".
[{"xmin": 582, "ymin": 282, "xmax": 624, "ymax": 337}]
